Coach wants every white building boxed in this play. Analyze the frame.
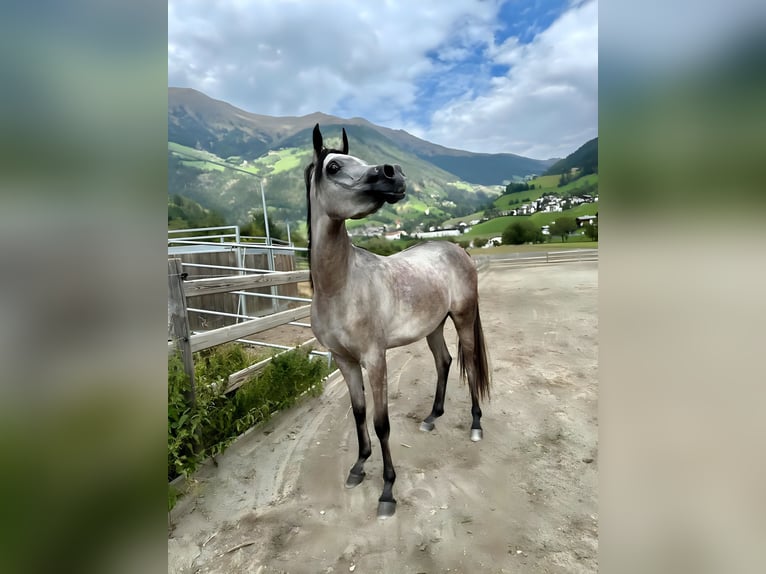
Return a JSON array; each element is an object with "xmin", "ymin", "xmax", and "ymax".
[
  {"xmin": 415, "ymin": 228, "xmax": 462, "ymax": 239},
  {"xmin": 383, "ymin": 230, "xmax": 406, "ymax": 240},
  {"xmin": 575, "ymin": 215, "xmax": 598, "ymax": 227}
]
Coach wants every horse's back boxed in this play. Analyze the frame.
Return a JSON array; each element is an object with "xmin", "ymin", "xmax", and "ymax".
[
  {"xmin": 396, "ymin": 239, "xmax": 473, "ymax": 261},
  {"xmin": 318, "ymin": 241, "xmax": 479, "ymax": 353},
  {"xmin": 386, "ymin": 240, "xmax": 479, "ymax": 322},
  {"xmin": 393, "ymin": 240, "xmax": 477, "ymax": 288}
]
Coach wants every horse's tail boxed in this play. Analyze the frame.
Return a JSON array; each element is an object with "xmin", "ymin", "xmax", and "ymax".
[{"xmin": 458, "ymin": 302, "xmax": 491, "ymax": 402}]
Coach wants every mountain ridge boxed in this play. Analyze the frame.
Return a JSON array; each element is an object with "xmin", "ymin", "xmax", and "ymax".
[
  {"xmin": 169, "ymin": 87, "xmax": 557, "ymax": 184},
  {"xmin": 544, "ymin": 137, "xmax": 598, "ymax": 176},
  {"xmin": 168, "ymin": 87, "xmax": 591, "ymax": 231}
]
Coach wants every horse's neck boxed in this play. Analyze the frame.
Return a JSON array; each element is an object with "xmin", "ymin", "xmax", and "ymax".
[{"xmin": 310, "ymin": 214, "xmax": 353, "ymax": 295}]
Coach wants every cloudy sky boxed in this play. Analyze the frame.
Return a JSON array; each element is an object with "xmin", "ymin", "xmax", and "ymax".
[{"xmin": 169, "ymin": 0, "xmax": 597, "ymax": 159}]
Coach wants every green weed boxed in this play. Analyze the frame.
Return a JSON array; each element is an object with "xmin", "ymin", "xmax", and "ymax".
[{"xmin": 167, "ymin": 345, "xmax": 330, "ymax": 502}]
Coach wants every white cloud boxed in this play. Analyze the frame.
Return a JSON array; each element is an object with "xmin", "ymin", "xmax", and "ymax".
[
  {"xmin": 168, "ymin": 0, "xmax": 598, "ymax": 157},
  {"xmin": 170, "ymin": 0, "xmax": 497, "ymax": 115},
  {"xmin": 423, "ymin": 0, "xmax": 598, "ymax": 158}
]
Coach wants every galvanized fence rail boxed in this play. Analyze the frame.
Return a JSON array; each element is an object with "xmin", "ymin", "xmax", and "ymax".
[
  {"xmin": 490, "ymin": 248, "xmax": 598, "ymax": 268},
  {"xmin": 168, "ymin": 225, "xmax": 327, "ymax": 407}
]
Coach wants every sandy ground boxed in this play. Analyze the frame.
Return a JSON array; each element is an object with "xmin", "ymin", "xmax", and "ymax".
[{"xmin": 168, "ymin": 261, "xmax": 598, "ymax": 573}]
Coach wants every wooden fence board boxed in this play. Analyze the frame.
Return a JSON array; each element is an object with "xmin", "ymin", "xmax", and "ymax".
[{"xmin": 166, "ymin": 304, "xmax": 312, "ymax": 354}]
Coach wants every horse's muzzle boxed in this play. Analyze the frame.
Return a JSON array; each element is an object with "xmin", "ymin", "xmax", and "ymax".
[{"xmin": 366, "ymin": 164, "xmax": 406, "ymax": 204}]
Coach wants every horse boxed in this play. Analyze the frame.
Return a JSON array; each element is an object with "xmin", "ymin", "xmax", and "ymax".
[{"xmin": 305, "ymin": 124, "xmax": 491, "ymax": 518}]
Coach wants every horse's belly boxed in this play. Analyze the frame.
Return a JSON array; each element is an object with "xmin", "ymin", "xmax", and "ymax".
[
  {"xmin": 385, "ymin": 308, "xmax": 447, "ymax": 348},
  {"xmin": 312, "ymin": 291, "xmax": 448, "ymax": 354}
]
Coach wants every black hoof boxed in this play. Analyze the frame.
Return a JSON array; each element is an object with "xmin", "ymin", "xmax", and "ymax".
[
  {"xmin": 345, "ymin": 471, "xmax": 365, "ymax": 488},
  {"xmin": 377, "ymin": 500, "xmax": 397, "ymax": 519},
  {"xmin": 420, "ymin": 420, "xmax": 435, "ymax": 432},
  {"xmin": 470, "ymin": 428, "xmax": 483, "ymax": 442}
]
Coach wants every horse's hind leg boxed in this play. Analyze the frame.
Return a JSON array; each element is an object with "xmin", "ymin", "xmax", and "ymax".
[
  {"xmin": 468, "ymin": 381, "xmax": 483, "ymax": 442},
  {"xmin": 421, "ymin": 317, "xmax": 451, "ymax": 432},
  {"xmin": 453, "ymin": 308, "xmax": 486, "ymax": 442},
  {"xmin": 335, "ymin": 356, "xmax": 372, "ymax": 488}
]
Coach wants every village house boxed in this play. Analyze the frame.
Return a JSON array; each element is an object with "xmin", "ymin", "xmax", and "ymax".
[
  {"xmin": 348, "ymin": 225, "xmax": 386, "ymax": 238},
  {"xmin": 575, "ymin": 215, "xmax": 598, "ymax": 227},
  {"xmin": 415, "ymin": 228, "xmax": 462, "ymax": 239},
  {"xmin": 535, "ymin": 195, "xmax": 564, "ymax": 213},
  {"xmin": 383, "ymin": 230, "xmax": 406, "ymax": 241}
]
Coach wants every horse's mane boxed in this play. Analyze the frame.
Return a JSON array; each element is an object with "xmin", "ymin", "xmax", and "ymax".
[
  {"xmin": 304, "ymin": 163, "xmax": 314, "ymax": 287},
  {"xmin": 305, "ymin": 143, "xmax": 346, "ymax": 286}
]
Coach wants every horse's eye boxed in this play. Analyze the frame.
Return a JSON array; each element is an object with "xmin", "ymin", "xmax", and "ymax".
[{"xmin": 327, "ymin": 161, "xmax": 341, "ymax": 175}]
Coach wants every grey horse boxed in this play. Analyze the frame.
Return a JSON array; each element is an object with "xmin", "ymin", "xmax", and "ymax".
[{"xmin": 305, "ymin": 124, "xmax": 490, "ymax": 518}]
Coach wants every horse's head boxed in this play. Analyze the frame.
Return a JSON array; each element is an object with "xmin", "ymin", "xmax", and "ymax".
[{"xmin": 307, "ymin": 124, "xmax": 406, "ymax": 220}]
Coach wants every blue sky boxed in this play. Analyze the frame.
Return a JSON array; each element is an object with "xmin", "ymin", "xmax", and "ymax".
[{"xmin": 169, "ymin": 0, "xmax": 597, "ymax": 159}]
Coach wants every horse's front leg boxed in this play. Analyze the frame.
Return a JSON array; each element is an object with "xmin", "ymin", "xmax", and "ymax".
[
  {"xmin": 335, "ymin": 356, "xmax": 371, "ymax": 488},
  {"xmin": 366, "ymin": 352, "xmax": 397, "ymax": 518}
]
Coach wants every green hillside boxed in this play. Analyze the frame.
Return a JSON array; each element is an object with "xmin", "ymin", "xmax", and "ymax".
[
  {"xmin": 465, "ymin": 202, "xmax": 598, "ymax": 238},
  {"xmin": 544, "ymin": 137, "xmax": 598, "ymax": 176},
  {"xmin": 168, "ymin": 194, "xmax": 225, "ymax": 230},
  {"xmin": 444, "ymin": 172, "xmax": 598, "ymax": 227},
  {"xmin": 167, "ymin": 88, "xmax": 595, "ymax": 235},
  {"xmin": 168, "ymin": 126, "xmax": 499, "ymax": 231}
]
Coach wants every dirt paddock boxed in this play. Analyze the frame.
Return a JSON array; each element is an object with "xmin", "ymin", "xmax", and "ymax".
[{"xmin": 169, "ymin": 261, "xmax": 598, "ymax": 573}]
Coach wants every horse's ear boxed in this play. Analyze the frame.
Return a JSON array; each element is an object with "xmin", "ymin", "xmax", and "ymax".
[
  {"xmin": 312, "ymin": 124, "xmax": 323, "ymax": 156},
  {"xmin": 341, "ymin": 128, "xmax": 349, "ymax": 154}
]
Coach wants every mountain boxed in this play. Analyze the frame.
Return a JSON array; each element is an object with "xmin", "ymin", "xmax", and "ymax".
[
  {"xmin": 544, "ymin": 137, "xmax": 598, "ymax": 176},
  {"xmin": 169, "ymin": 87, "xmax": 354, "ymax": 160},
  {"xmin": 168, "ymin": 87, "xmax": 561, "ymax": 231},
  {"xmin": 365, "ymin": 127, "xmax": 558, "ymax": 185},
  {"xmin": 169, "ymin": 88, "xmax": 556, "ymax": 183}
]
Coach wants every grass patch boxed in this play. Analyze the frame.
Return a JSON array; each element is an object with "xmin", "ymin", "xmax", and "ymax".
[
  {"xmin": 448, "ymin": 181, "xmax": 475, "ymax": 191},
  {"xmin": 270, "ymin": 149, "xmax": 309, "ymax": 174},
  {"xmin": 494, "ymin": 189, "xmax": 544, "ymax": 209},
  {"xmin": 464, "ymin": 216, "xmax": 516, "ymax": 237},
  {"xmin": 179, "ymin": 159, "xmax": 225, "ymax": 172},
  {"xmin": 399, "ymin": 198, "xmax": 430, "ymax": 213},
  {"xmin": 556, "ymin": 173, "xmax": 598, "ymax": 194},
  {"xmin": 443, "ymin": 210, "xmax": 485, "ymax": 227},
  {"xmin": 272, "ymin": 154, "xmax": 302, "ymax": 174},
  {"xmin": 527, "ymin": 174, "xmax": 560, "ymax": 189},
  {"xmin": 169, "ymin": 142, "xmax": 261, "ymax": 174},
  {"xmin": 471, "ymin": 241, "xmax": 598, "ymax": 255},
  {"xmin": 168, "ymin": 344, "xmax": 331, "ymax": 499},
  {"xmin": 168, "ymin": 141, "xmax": 206, "ymax": 156}
]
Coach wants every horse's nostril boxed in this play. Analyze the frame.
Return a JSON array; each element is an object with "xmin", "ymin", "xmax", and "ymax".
[{"xmin": 382, "ymin": 164, "xmax": 395, "ymax": 178}]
